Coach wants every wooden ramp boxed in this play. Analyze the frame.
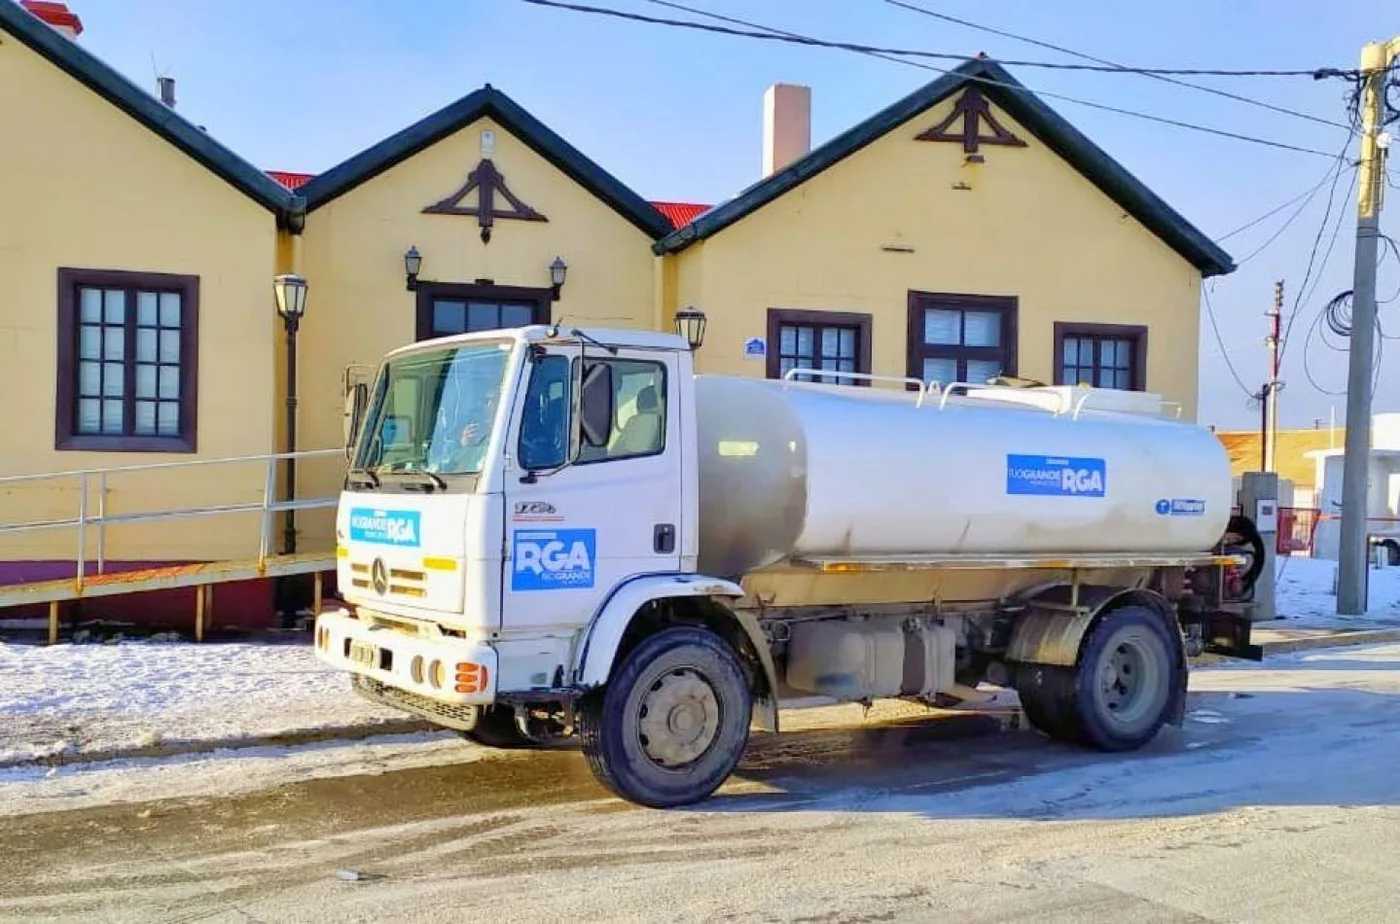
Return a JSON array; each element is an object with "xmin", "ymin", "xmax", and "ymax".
[{"xmin": 0, "ymin": 552, "xmax": 335, "ymax": 644}]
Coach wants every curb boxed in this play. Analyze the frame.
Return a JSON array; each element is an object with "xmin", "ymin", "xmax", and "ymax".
[{"xmin": 5, "ymin": 629, "xmax": 1399, "ymax": 773}]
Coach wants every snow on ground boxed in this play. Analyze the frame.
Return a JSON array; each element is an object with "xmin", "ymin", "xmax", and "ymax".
[
  {"xmin": 0, "ymin": 554, "xmax": 1396, "ymax": 771},
  {"xmin": 1272, "ymin": 554, "xmax": 1400, "ymax": 628},
  {"xmin": 0, "ymin": 637, "xmax": 416, "ymax": 765}
]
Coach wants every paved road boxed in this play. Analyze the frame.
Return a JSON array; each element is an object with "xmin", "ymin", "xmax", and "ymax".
[{"xmin": 3, "ymin": 644, "xmax": 1400, "ymax": 923}]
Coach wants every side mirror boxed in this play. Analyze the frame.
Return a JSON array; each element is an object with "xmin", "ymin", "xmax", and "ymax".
[
  {"xmin": 343, "ymin": 381, "xmax": 368, "ymax": 458},
  {"xmin": 579, "ymin": 361, "xmax": 614, "ymax": 448}
]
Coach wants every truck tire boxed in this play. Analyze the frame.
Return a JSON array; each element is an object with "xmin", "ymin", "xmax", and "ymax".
[
  {"xmin": 577, "ymin": 626, "xmax": 752, "ymax": 808},
  {"xmin": 1017, "ymin": 604, "xmax": 1178, "ymax": 752}
]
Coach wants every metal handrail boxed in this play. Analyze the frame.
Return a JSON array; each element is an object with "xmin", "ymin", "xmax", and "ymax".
[
  {"xmin": 781, "ymin": 368, "xmax": 940, "ymax": 407},
  {"xmin": 0, "ymin": 448, "xmax": 342, "ymax": 484},
  {"xmin": 0, "ymin": 449, "xmax": 344, "ymax": 586}
]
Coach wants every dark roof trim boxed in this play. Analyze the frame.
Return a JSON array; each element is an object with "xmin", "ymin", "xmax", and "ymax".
[
  {"xmin": 0, "ymin": 1, "xmax": 301, "ymax": 224},
  {"xmin": 298, "ymin": 85, "xmax": 675, "ymax": 239},
  {"xmin": 653, "ymin": 58, "xmax": 1235, "ymax": 278}
]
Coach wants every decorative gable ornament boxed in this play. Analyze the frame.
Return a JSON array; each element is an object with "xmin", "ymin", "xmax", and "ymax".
[
  {"xmin": 915, "ymin": 85, "xmax": 1027, "ymax": 160},
  {"xmin": 423, "ymin": 157, "xmax": 547, "ymax": 243}
]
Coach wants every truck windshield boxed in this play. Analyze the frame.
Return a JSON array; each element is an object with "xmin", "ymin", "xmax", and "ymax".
[{"xmin": 352, "ymin": 341, "xmax": 513, "ymax": 477}]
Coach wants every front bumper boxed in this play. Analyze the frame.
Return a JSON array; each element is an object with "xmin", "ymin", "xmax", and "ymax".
[{"xmin": 313, "ymin": 607, "xmax": 499, "ymax": 707}]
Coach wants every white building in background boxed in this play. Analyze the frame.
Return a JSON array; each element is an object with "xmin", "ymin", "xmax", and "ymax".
[{"xmin": 1309, "ymin": 413, "xmax": 1400, "ymax": 563}]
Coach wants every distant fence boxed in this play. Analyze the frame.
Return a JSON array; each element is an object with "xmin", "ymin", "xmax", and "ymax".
[
  {"xmin": 1277, "ymin": 507, "xmax": 1319, "ymax": 556},
  {"xmin": 1229, "ymin": 504, "xmax": 1320, "ymax": 556}
]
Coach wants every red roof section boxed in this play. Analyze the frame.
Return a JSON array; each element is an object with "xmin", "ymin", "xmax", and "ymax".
[
  {"xmin": 650, "ymin": 201, "xmax": 711, "ymax": 229},
  {"xmin": 266, "ymin": 170, "xmax": 314, "ymax": 191},
  {"xmin": 265, "ymin": 170, "xmax": 708, "ymax": 229},
  {"xmin": 19, "ymin": 1, "xmax": 82, "ymax": 35}
]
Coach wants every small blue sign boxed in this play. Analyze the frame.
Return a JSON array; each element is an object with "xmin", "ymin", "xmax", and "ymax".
[
  {"xmin": 1155, "ymin": 498, "xmax": 1207, "ymax": 517},
  {"xmin": 512, "ymin": 528, "xmax": 596, "ymax": 591},
  {"xmin": 1006, "ymin": 454, "xmax": 1107, "ymax": 498},
  {"xmin": 743, "ymin": 337, "xmax": 767, "ymax": 360},
  {"xmin": 348, "ymin": 507, "xmax": 422, "ymax": 547}
]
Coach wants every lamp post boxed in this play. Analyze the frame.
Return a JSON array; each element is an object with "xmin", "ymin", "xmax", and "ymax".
[
  {"xmin": 273, "ymin": 273, "xmax": 308, "ymax": 557},
  {"xmin": 674, "ymin": 305, "xmax": 707, "ymax": 350}
]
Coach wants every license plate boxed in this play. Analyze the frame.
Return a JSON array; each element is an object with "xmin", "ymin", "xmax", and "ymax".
[{"xmin": 348, "ymin": 640, "xmax": 378, "ymax": 668}]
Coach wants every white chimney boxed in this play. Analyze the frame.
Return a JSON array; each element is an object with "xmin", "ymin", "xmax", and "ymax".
[
  {"xmin": 157, "ymin": 76, "xmax": 176, "ymax": 109},
  {"xmin": 763, "ymin": 83, "xmax": 811, "ymax": 176}
]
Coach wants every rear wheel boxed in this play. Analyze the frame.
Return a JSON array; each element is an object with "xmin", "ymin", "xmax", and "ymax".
[
  {"xmin": 578, "ymin": 626, "xmax": 752, "ymax": 808},
  {"xmin": 1016, "ymin": 604, "xmax": 1178, "ymax": 752}
]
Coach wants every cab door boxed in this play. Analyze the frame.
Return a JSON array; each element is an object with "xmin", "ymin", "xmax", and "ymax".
[{"xmin": 501, "ymin": 347, "xmax": 684, "ymax": 635}]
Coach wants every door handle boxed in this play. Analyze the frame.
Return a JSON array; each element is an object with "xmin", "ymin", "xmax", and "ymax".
[{"xmin": 654, "ymin": 523, "xmax": 676, "ymax": 554}]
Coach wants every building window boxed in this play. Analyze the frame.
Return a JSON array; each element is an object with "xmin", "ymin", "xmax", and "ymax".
[
  {"xmin": 1054, "ymin": 322, "xmax": 1148, "ymax": 391},
  {"xmin": 765, "ymin": 309, "xmax": 873, "ymax": 384},
  {"xmin": 416, "ymin": 283, "xmax": 551, "ymax": 341},
  {"xmin": 906, "ymin": 292, "xmax": 1017, "ymax": 386},
  {"xmin": 55, "ymin": 268, "xmax": 199, "ymax": 452}
]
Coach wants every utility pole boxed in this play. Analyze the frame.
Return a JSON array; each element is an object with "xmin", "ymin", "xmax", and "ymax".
[
  {"xmin": 1263, "ymin": 279, "xmax": 1283, "ymax": 473},
  {"xmin": 1337, "ymin": 37, "xmax": 1399, "ymax": 615}
]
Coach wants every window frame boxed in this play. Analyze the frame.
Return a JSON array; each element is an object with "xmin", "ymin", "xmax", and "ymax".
[
  {"xmin": 576, "ymin": 356, "xmax": 669, "ymax": 466},
  {"xmin": 415, "ymin": 282, "xmax": 552, "ymax": 342},
  {"xmin": 906, "ymin": 291, "xmax": 1018, "ymax": 387},
  {"xmin": 55, "ymin": 267, "xmax": 200, "ymax": 453},
  {"xmin": 1053, "ymin": 321, "xmax": 1148, "ymax": 392},
  {"xmin": 764, "ymin": 308, "xmax": 874, "ymax": 384}
]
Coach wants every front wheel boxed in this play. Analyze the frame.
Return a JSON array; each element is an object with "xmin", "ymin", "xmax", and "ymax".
[{"xmin": 578, "ymin": 626, "xmax": 752, "ymax": 808}]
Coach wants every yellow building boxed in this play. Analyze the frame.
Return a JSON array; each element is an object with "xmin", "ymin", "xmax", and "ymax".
[{"xmin": 0, "ymin": 2, "xmax": 1234, "ymax": 626}]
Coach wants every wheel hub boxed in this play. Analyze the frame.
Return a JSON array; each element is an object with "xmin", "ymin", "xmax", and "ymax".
[
  {"xmin": 1097, "ymin": 638, "xmax": 1155, "ymax": 724},
  {"xmin": 637, "ymin": 669, "xmax": 720, "ymax": 768}
]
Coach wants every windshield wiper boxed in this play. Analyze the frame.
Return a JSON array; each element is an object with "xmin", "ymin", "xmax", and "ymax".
[
  {"xmin": 345, "ymin": 468, "xmax": 381, "ymax": 489},
  {"xmin": 384, "ymin": 467, "xmax": 448, "ymax": 492}
]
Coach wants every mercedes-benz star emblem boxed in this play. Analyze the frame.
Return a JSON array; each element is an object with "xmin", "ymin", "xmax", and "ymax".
[{"xmin": 370, "ymin": 558, "xmax": 389, "ymax": 596}]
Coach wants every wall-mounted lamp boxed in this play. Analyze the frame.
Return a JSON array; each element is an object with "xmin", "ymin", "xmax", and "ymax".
[
  {"xmin": 404, "ymin": 245, "xmax": 423, "ymax": 291},
  {"xmin": 674, "ymin": 305, "xmax": 707, "ymax": 351},
  {"xmin": 549, "ymin": 256, "xmax": 568, "ymax": 301}
]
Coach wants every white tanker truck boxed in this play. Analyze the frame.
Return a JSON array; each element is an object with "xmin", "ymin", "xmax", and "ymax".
[{"xmin": 314, "ymin": 324, "xmax": 1264, "ymax": 808}]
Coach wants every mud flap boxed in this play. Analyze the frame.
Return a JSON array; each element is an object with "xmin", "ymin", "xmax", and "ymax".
[{"xmin": 1204, "ymin": 611, "xmax": 1264, "ymax": 661}]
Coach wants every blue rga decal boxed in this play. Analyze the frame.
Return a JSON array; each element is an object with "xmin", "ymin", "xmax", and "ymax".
[
  {"xmin": 1155, "ymin": 498, "xmax": 1207, "ymax": 517},
  {"xmin": 348, "ymin": 507, "xmax": 422, "ymax": 547},
  {"xmin": 512, "ymin": 528, "xmax": 596, "ymax": 591},
  {"xmin": 1006, "ymin": 454, "xmax": 1107, "ymax": 498}
]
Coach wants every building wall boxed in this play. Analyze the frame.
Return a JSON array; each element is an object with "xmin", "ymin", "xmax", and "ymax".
[
  {"xmin": 296, "ymin": 116, "xmax": 658, "ymax": 547},
  {"xmin": 0, "ymin": 29, "xmax": 279, "ymax": 567},
  {"xmin": 671, "ymin": 94, "xmax": 1204, "ymax": 418}
]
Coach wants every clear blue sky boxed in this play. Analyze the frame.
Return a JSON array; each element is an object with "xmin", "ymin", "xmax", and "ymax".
[{"xmin": 64, "ymin": 0, "xmax": 1397, "ymax": 430}]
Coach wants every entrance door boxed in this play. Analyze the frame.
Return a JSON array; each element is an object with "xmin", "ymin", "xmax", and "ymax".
[
  {"xmin": 500, "ymin": 346, "xmax": 684, "ymax": 635},
  {"xmin": 416, "ymin": 283, "xmax": 551, "ymax": 341}
]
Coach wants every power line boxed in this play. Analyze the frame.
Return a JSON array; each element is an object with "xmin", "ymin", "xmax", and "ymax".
[
  {"xmin": 1202, "ymin": 284, "xmax": 1255, "ymax": 398},
  {"xmin": 521, "ymin": 0, "xmax": 1342, "ymax": 158},
  {"xmin": 882, "ymin": 0, "xmax": 1350, "ymax": 130},
  {"xmin": 1215, "ymin": 163, "xmax": 1348, "ymax": 242},
  {"xmin": 528, "ymin": 0, "xmax": 1338, "ymax": 76},
  {"xmin": 1278, "ymin": 143, "xmax": 1356, "ymax": 363},
  {"xmin": 1232, "ymin": 153, "xmax": 1350, "ymax": 267}
]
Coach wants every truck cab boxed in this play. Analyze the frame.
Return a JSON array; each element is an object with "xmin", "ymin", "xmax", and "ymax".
[{"xmin": 316, "ymin": 324, "xmax": 712, "ymax": 747}]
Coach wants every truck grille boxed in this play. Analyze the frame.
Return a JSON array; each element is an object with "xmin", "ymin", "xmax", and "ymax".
[
  {"xmin": 351, "ymin": 675, "xmax": 481, "ymax": 732},
  {"xmin": 348, "ymin": 562, "xmax": 428, "ymax": 598}
]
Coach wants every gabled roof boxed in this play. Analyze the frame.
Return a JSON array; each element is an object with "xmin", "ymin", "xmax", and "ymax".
[
  {"xmin": 0, "ymin": 0, "xmax": 301, "ymax": 223},
  {"xmin": 653, "ymin": 58, "xmax": 1235, "ymax": 278},
  {"xmin": 297, "ymin": 85, "xmax": 675, "ymax": 239}
]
